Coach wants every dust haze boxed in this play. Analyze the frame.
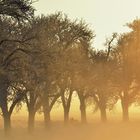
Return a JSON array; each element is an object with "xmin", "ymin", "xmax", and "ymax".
[
  {"xmin": 1, "ymin": 0, "xmax": 140, "ymax": 140},
  {"xmin": 1, "ymin": 118, "xmax": 140, "ymax": 140}
]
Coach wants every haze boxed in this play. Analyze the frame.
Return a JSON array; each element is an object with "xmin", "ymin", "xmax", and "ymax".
[{"xmin": 1, "ymin": 0, "xmax": 140, "ymax": 140}]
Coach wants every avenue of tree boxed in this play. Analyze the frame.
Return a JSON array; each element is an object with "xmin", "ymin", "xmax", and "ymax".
[{"xmin": 1, "ymin": 0, "xmax": 140, "ymax": 135}]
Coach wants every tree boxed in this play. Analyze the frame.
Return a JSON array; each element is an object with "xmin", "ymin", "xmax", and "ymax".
[
  {"xmin": 0, "ymin": 0, "xmax": 35, "ymax": 22},
  {"xmin": 0, "ymin": 0, "xmax": 35, "ymax": 134},
  {"xmin": 115, "ymin": 20, "xmax": 140, "ymax": 121},
  {"xmin": 72, "ymin": 46, "xmax": 93, "ymax": 123},
  {"xmin": 88, "ymin": 34, "xmax": 118, "ymax": 122},
  {"xmin": 27, "ymin": 12, "xmax": 94, "ymax": 125},
  {"xmin": 21, "ymin": 61, "xmax": 43, "ymax": 132}
]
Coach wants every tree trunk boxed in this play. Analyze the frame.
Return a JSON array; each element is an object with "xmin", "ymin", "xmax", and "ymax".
[
  {"xmin": 28, "ymin": 111, "xmax": 35, "ymax": 133},
  {"xmin": 61, "ymin": 89, "xmax": 72, "ymax": 124},
  {"xmin": 43, "ymin": 94, "xmax": 51, "ymax": 128},
  {"xmin": 79, "ymin": 94, "xmax": 87, "ymax": 123},
  {"xmin": 98, "ymin": 96, "xmax": 107, "ymax": 122},
  {"xmin": 3, "ymin": 113, "xmax": 11, "ymax": 135},
  {"xmin": 80, "ymin": 104, "xmax": 87, "ymax": 123},
  {"xmin": 1, "ymin": 101, "xmax": 11, "ymax": 135},
  {"xmin": 64, "ymin": 108, "xmax": 69, "ymax": 124},
  {"xmin": 121, "ymin": 99, "xmax": 129, "ymax": 121},
  {"xmin": 44, "ymin": 109, "xmax": 51, "ymax": 128},
  {"xmin": 100, "ymin": 106, "xmax": 107, "ymax": 122}
]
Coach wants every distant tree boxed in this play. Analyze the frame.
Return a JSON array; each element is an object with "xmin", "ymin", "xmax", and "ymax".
[
  {"xmin": 115, "ymin": 20, "xmax": 140, "ymax": 121},
  {"xmin": 54, "ymin": 19, "xmax": 93, "ymax": 124},
  {"xmin": 72, "ymin": 46, "xmax": 93, "ymax": 123},
  {"xmin": 88, "ymin": 34, "xmax": 118, "ymax": 122},
  {"xmin": 28, "ymin": 13, "xmax": 94, "ymax": 125}
]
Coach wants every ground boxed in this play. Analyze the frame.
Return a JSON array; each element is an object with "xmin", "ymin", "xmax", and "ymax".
[{"xmin": 1, "ymin": 120, "xmax": 140, "ymax": 140}]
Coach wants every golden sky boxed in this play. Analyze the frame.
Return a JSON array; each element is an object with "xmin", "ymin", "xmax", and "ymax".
[{"xmin": 33, "ymin": 0, "xmax": 140, "ymax": 49}]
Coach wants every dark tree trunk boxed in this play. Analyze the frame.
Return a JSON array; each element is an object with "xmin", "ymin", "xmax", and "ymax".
[
  {"xmin": 100, "ymin": 106, "xmax": 107, "ymax": 122},
  {"xmin": 64, "ymin": 108, "xmax": 69, "ymax": 124},
  {"xmin": 78, "ymin": 94, "xmax": 87, "ymax": 123},
  {"xmin": 43, "ymin": 93, "xmax": 51, "ymax": 128},
  {"xmin": 99, "ymin": 97, "xmax": 107, "ymax": 122},
  {"xmin": 0, "ymin": 75, "xmax": 11, "ymax": 135},
  {"xmin": 1, "ymin": 99, "xmax": 11, "ymax": 135},
  {"xmin": 28, "ymin": 110, "xmax": 36, "ymax": 133},
  {"xmin": 3, "ymin": 113, "xmax": 11, "ymax": 135},
  {"xmin": 43, "ymin": 94, "xmax": 60, "ymax": 128},
  {"xmin": 43, "ymin": 94, "xmax": 59, "ymax": 128},
  {"xmin": 61, "ymin": 89, "xmax": 73, "ymax": 124},
  {"xmin": 80, "ymin": 103, "xmax": 87, "ymax": 123},
  {"xmin": 121, "ymin": 99, "xmax": 129, "ymax": 121},
  {"xmin": 44, "ymin": 108, "xmax": 51, "ymax": 128}
]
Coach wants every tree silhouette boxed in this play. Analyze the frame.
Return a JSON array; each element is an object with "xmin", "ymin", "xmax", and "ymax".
[
  {"xmin": 88, "ymin": 34, "xmax": 118, "ymax": 122},
  {"xmin": 115, "ymin": 20, "xmax": 140, "ymax": 121},
  {"xmin": 0, "ymin": 0, "xmax": 35, "ymax": 134},
  {"xmin": 0, "ymin": 0, "xmax": 35, "ymax": 22}
]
